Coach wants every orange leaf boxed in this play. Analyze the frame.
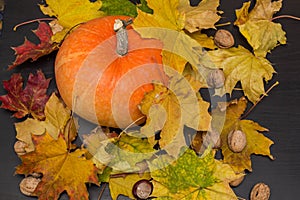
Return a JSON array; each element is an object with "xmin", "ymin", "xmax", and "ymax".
[{"xmin": 16, "ymin": 132, "xmax": 99, "ymax": 200}]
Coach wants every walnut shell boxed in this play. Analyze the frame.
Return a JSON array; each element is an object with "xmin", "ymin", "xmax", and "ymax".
[
  {"xmin": 214, "ymin": 29, "xmax": 234, "ymax": 48},
  {"xmin": 14, "ymin": 140, "xmax": 27, "ymax": 156},
  {"xmin": 203, "ymin": 129, "xmax": 221, "ymax": 149},
  {"xmin": 207, "ymin": 69, "xmax": 225, "ymax": 89},
  {"xmin": 250, "ymin": 183, "xmax": 271, "ymax": 200},
  {"xmin": 19, "ymin": 176, "xmax": 41, "ymax": 196},
  {"xmin": 228, "ymin": 130, "xmax": 247, "ymax": 153}
]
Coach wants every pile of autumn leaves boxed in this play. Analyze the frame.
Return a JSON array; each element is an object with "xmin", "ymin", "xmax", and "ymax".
[{"xmin": 0, "ymin": 0, "xmax": 287, "ymax": 199}]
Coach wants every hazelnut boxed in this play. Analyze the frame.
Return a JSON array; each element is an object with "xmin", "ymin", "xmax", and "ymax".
[
  {"xmin": 132, "ymin": 179, "xmax": 153, "ymax": 200},
  {"xmin": 19, "ymin": 176, "xmax": 41, "ymax": 196},
  {"xmin": 14, "ymin": 140, "xmax": 27, "ymax": 156},
  {"xmin": 214, "ymin": 29, "xmax": 234, "ymax": 48},
  {"xmin": 230, "ymin": 175, "xmax": 245, "ymax": 187},
  {"xmin": 228, "ymin": 130, "xmax": 247, "ymax": 153},
  {"xmin": 207, "ymin": 69, "xmax": 225, "ymax": 89},
  {"xmin": 250, "ymin": 183, "xmax": 271, "ymax": 200}
]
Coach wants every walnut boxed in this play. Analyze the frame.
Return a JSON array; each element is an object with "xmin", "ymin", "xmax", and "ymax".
[
  {"xmin": 14, "ymin": 140, "xmax": 27, "ymax": 156},
  {"xmin": 250, "ymin": 183, "xmax": 271, "ymax": 200},
  {"xmin": 207, "ymin": 69, "xmax": 225, "ymax": 89},
  {"xmin": 19, "ymin": 176, "xmax": 41, "ymax": 196},
  {"xmin": 228, "ymin": 130, "xmax": 247, "ymax": 153},
  {"xmin": 214, "ymin": 29, "xmax": 234, "ymax": 48},
  {"xmin": 203, "ymin": 129, "xmax": 221, "ymax": 149}
]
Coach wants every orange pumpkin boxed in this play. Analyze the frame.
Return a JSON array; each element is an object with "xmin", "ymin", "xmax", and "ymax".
[{"xmin": 55, "ymin": 16, "xmax": 167, "ymax": 128}]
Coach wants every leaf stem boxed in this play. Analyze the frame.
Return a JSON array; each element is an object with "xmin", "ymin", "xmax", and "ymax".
[
  {"xmin": 118, "ymin": 116, "xmax": 145, "ymax": 139},
  {"xmin": 271, "ymin": 15, "xmax": 300, "ymax": 21},
  {"xmin": 13, "ymin": 18, "xmax": 56, "ymax": 31},
  {"xmin": 97, "ymin": 183, "xmax": 107, "ymax": 200},
  {"xmin": 240, "ymin": 81, "xmax": 279, "ymax": 119},
  {"xmin": 215, "ymin": 22, "xmax": 231, "ymax": 27}
]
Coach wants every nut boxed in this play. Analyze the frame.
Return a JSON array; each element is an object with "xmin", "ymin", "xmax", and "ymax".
[
  {"xmin": 230, "ymin": 175, "xmax": 245, "ymax": 187},
  {"xmin": 132, "ymin": 179, "xmax": 153, "ymax": 200},
  {"xmin": 19, "ymin": 176, "xmax": 41, "ymax": 196},
  {"xmin": 250, "ymin": 183, "xmax": 270, "ymax": 200},
  {"xmin": 207, "ymin": 69, "xmax": 225, "ymax": 89},
  {"xmin": 228, "ymin": 130, "xmax": 247, "ymax": 153},
  {"xmin": 214, "ymin": 29, "xmax": 234, "ymax": 48},
  {"xmin": 14, "ymin": 140, "xmax": 27, "ymax": 156}
]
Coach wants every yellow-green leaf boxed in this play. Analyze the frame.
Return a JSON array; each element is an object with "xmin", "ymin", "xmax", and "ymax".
[
  {"xmin": 40, "ymin": 0, "xmax": 104, "ymax": 43},
  {"xmin": 235, "ymin": 0, "xmax": 286, "ymax": 57},
  {"xmin": 211, "ymin": 97, "xmax": 274, "ymax": 172},
  {"xmin": 149, "ymin": 148, "xmax": 241, "ymax": 200},
  {"xmin": 178, "ymin": 0, "xmax": 221, "ymax": 33},
  {"xmin": 15, "ymin": 93, "xmax": 73, "ymax": 152},
  {"xmin": 208, "ymin": 45, "xmax": 275, "ymax": 103}
]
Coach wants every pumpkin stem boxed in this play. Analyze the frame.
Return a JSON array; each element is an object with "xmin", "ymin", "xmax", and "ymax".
[{"xmin": 114, "ymin": 18, "xmax": 133, "ymax": 56}]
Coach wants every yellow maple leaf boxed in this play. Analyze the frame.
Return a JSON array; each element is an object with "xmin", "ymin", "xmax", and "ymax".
[
  {"xmin": 235, "ymin": 0, "xmax": 286, "ymax": 57},
  {"xmin": 211, "ymin": 97, "xmax": 274, "ymax": 172},
  {"xmin": 178, "ymin": 0, "xmax": 221, "ymax": 33},
  {"xmin": 109, "ymin": 173, "xmax": 151, "ymax": 200},
  {"xmin": 208, "ymin": 45, "xmax": 275, "ymax": 103},
  {"xmin": 187, "ymin": 31, "xmax": 217, "ymax": 49},
  {"xmin": 16, "ymin": 132, "xmax": 99, "ymax": 200},
  {"xmin": 140, "ymin": 73, "xmax": 211, "ymax": 157},
  {"xmin": 40, "ymin": 0, "xmax": 104, "ymax": 43},
  {"xmin": 133, "ymin": 0, "xmax": 185, "ymax": 31},
  {"xmin": 15, "ymin": 93, "xmax": 74, "ymax": 152},
  {"xmin": 149, "ymin": 149, "xmax": 241, "ymax": 200}
]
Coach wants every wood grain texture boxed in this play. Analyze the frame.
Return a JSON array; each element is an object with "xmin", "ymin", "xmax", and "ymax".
[{"xmin": 0, "ymin": 0, "xmax": 299, "ymax": 199}]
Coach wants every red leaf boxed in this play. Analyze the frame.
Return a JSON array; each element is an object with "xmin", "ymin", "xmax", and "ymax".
[
  {"xmin": 0, "ymin": 70, "xmax": 50, "ymax": 120},
  {"xmin": 8, "ymin": 22, "xmax": 58, "ymax": 70}
]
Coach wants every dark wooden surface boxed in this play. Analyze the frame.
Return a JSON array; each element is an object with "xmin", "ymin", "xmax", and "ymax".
[{"xmin": 0, "ymin": 0, "xmax": 299, "ymax": 199}]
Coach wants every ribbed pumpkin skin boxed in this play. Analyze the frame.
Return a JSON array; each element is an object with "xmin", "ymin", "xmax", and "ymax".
[{"xmin": 55, "ymin": 16, "xmax": 166, "ymax": 128}]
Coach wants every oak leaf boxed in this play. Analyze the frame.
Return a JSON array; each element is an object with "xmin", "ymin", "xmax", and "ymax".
[
  {"xmin": 208, "ymin": 45, "xmax": 275, "ymax": 103},
  {"xmin": 39, "ymin": 0, "xmax": 104, "ymax": 43},
  {"xmin": 0, "ymin": 70, "xmax": 50, "ymax": 120},
  {"xmin": 178, "ymin": 0, "xmax": 221, "ymax": 33},
  {"xmin": 140, "ymin": 73, "xmax": 211, "ymax": 157},
  {"xmin": 211, "ymin": 97, "xmax": 274, "ymax": 172},
  {"xmin": 235, "ymin": 0, "xmax": 286, "ymax": 57},
  {"xmin": 15, "ymin": 93, "xmax": 73, "ymax": 152},
  {"xmin": 16, "ymin": 132, "xmax": 99, "ymax": 200},
  {"xmin": 9, "ymin": 22, "xmax": 58, "ymax": 70},
  {"xmin": 149, "ymin": 148, "xmax": 241, "ymax": 200}
]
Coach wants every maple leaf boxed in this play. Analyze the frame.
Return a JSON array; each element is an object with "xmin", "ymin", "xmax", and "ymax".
[
  {"xmin": 15, "ymin": 93, "xmax": 74, "ymax": 152},
  {"xmin": 9, "ymin": 22, "xmax": 58, "ymax": 70},
  {"xmin": 235, "ymin": 0, "xmax": 286, "ymax": 57},
  {"xmin": 39, "ymin": 0, "xmax": 104, "ymax": 43},
  {"xmin": 211, "ymin": 97, "xmax": 274, "ymax": 172},
  {"xmin": 84, "ymin": 129, "xmax": 156, "ymax": 173},
  {"xmin": 100, "ymin": 0, "xmax": 152, "ymax": 17},
  {"xmin": 178, "ymin": 0, "xmax": 221, "ymax": 33},
  {"xmin": 149, "ymin": 148, "xmax": 241, "ymax": 200},
  {"xmin": 16, "ymin": 132, "xmax": 99, "ymax": 200},
  {"xmin": 208, "ymin": 45, "xmax": 275, "ymax": 103},
  {"xmin": 109, "ymin": 173, "xmax": 152, "ymax": 200},
  {"xmin": 140, "ymin": 73, "xmax": 211, "ymax": 157},
  {"xmin": 0, "ymin": 70, "xmax": 50, "ymax": 120},
  {"xmin": 187, "ymin": 31, "xmax": 217, "ymax": 49}
]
